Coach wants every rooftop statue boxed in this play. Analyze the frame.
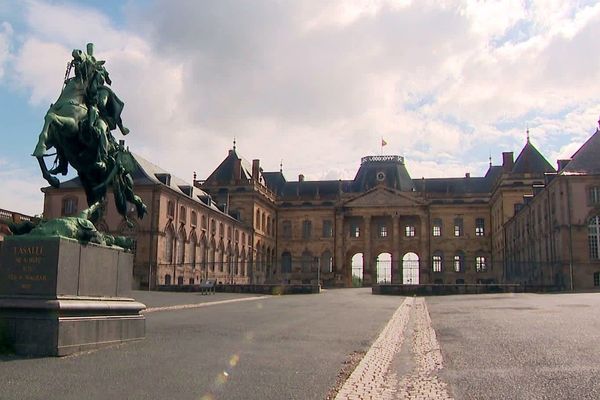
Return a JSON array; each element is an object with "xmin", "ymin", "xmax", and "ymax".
[{"xmin": 32, "ymin": 43, "xmax": 146, "ymax": 226}]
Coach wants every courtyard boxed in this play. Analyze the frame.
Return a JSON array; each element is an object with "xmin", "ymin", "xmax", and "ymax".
[{"xmin": 1, "ymin": 289, "xmax": 599, "ymax": 399}]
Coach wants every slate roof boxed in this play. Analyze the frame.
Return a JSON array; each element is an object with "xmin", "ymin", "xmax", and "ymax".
[
  {"xmin": 560, "ymin": 128, "xmax": 600, "ymax": 175},
  {"xmin": 511, "ymin": 140, "xmax": 555, "ymax": 174},
  {"xmin": 352, "ymin": 156, "xmax": 415, "ymax": 192},
  {"xmin": 203, "ymin": 149, "xmax": 253, "ymax": 185},
  {"xmin": 50, "ymin": 153, "xmax": 224, "ymax": 212},
  {"xmin": 414, "ymin": 166, "xmax": 503, "ymax": 194}
]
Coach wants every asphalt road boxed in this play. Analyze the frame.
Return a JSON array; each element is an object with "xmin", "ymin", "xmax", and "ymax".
[
  {"xmin": 0, "ymin": 289, "xmax": 402, "ymax": 400},
  {"xmin": 428, "ymin": 292, "xmax": 600, "ymax": 400},
  {"xmin": 2, "ymin": 290, "xmax": 600, "ymax": 400}
]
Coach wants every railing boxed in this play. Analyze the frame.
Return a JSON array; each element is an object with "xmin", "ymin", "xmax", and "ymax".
[
  {"xmin": 361, "ymin": 155, "xmax": 404, "ymax": 164},
  {"xmin": 0, "ymin": 209, "xmax": 33, "ymax": 223}
]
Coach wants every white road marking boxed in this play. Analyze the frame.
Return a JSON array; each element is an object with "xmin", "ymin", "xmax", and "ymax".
[{"xmin": 143, "ymin": 295, "xmax": 271, "ymax": 313}]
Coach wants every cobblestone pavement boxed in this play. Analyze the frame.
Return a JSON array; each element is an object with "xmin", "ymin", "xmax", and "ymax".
[{"xmin": 335, "ymin": 297, "xmax": 452, "ymax": 400}]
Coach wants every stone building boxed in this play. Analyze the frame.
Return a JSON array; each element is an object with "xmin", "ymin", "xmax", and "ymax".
[
  {"xmin": 0, "ymin": 209, "xmax": 33, "ymax": 241},
  {"xmin": 199, "ymin": 146, "xmax": 520, "ymax": 287},
  {"xmin": 42, "ymin": 154, "xmax": 254, "ymax": 289},
  {"xmin": 40, "ymin": 124, "xmax": 600, "ymax": 291},
  {"xmin": 503, "ymin": 128, "xmax": 600, "ymax": 290}
]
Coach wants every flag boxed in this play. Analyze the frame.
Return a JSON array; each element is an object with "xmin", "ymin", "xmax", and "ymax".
[{"xmin": 381, "ymin": 138, "xmax": 387, "ymax": 146}]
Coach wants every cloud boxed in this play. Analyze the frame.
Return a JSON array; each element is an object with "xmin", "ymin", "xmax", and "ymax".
[
  {"xmin": 0, "ymin": 21, "xmax": 13, "ymax": 80},
  {"xmin": 6, "ymin": 0, "xmax": 600, "ymax": 193},
  {"xmin": 0, "ymin": 165, "xmax": 45, "ymax": 215}
]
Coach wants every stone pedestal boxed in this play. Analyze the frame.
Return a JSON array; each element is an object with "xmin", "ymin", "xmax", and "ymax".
[{"xmin": 0, "ymin": 236, "xmax": 145, "ymax": 357}]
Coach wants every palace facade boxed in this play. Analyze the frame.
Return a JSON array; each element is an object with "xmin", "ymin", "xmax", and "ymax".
[{"xmin": 41, "ymin": 124, "xmax": 600, "ymax": 291}]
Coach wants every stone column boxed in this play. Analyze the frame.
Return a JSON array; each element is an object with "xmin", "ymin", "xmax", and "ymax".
[
  {"xmin": 363, "ymin": 215, "xmax": 372, "ymax": 285},
  {"xmin": 419, "ymin": 214, "xmax": 429, "ymax": 284},
  {"xmin": 392, "ymin": 214, "xmax": 401, "ymax": 284},
  {"xmin": 334, "ymin": 212, "xmax": 346, "ymax": 286}
]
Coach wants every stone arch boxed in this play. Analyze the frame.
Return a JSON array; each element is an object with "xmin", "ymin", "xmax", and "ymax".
[
  {"xmin": 176, "ymin": 226, "xmax": 186, "ymax": 265},
  {"xmin": 376, "ymin": 252, "xmax": 392, "ymax": 284},
  {"xmin": 164, "ymin": 223, "xmax": 175, "ymax": 264},
  {"xmin": 351, "ymin": 253, "xmax": 364, "ymax": 287},
  {"xmin": 402, "ymin": 252, "xmax": 419, "ymax": 285}
]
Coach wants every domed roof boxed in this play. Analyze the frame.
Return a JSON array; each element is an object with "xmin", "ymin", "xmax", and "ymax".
[{"xmin": 352, "ymin": 155, "xmax": 415, "ymax": 192}]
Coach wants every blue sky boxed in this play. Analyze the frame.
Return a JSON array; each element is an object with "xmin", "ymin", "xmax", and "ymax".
[{"xmin": 1, "ymin": 0, "xmax": 600, "ymax": 215}]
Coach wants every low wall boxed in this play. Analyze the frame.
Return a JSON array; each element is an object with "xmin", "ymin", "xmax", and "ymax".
[
  {"xmin": 372, "ymin": 283, "xmax": 560, "ymax": 296},
  {"xmin": 157, "ymin": 284, "xmax": 321, "ymax": 295}
]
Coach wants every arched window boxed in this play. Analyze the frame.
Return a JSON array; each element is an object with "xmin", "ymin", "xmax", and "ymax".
[
  {"xmin": 218, "ymin": 242, "xmax": 225, "ymax": 272},
  {"xmin": 281, "ymin": 252, "xmax": 292, "ymax": 273},
  {"xmin": 164, "ymin": 225, "xmax": 175, "ymax": 263},
  {"xmin": 321, "ymin": 250, "xmax": 333, "ymax": 273},
  {"xmin": 176, "ymin": 228, "xmax": 185, "ymax": 265},
  {"xmin": 476, "ymin": 256, "xmax": 487, "ymax": 272},
  {"xmin": 179, "ymin": 206, "xmax": 187, "ymax": 224},
  {"xmin": 432, "ymin": 218, "xmax": 442, "ymax": 237},
  {"xmin": 167, "ymin": 201, "xmax": 175, "ymax": 219},
  {"xmin": 402, "ymin": 252, "xmax": 419, "ymax": 285},
  {"xmin": 588, "ymin": 216, "xmax": 600, "ymax": 260},
  {"xmin": 432, "ymin": 251, "xmax": 443, "ymax": 272},
  {"xmin": 208, "ymin": 239, "xmax": 215, "ymax": 271},
  {"xmin": 301, "ymin": 250, "xmax": 313, "ymax": 272},
  {"xmin": 453, "ymin": 251, "xmax": 465, "ymax": 272},
  {"xmin": 189, "ymin": 233, "xmax": 197, "ymax": 268}
]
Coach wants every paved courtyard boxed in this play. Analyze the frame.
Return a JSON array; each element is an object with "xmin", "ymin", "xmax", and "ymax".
[{"xmin": 1, "ymin": 289, "xmax": 599, "ymax": 399}]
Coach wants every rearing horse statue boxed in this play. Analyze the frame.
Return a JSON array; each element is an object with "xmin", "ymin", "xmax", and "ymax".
[{"xmin": 33, "ymin": 43, "xmax": 146, "ymax": 224}]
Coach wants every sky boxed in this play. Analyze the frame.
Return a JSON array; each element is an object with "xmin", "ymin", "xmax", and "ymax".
[{"xmin": 1, "ymin": 0, "xmax": 600, "ymax": 215}]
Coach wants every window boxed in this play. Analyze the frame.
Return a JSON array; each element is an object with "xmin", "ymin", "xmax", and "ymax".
[
  {"xmin": 211, "ymin": 219, "xmax": 216, "ymax": 235},
  {"xmin": 454, "ymin": 217, "xmax": 463, "ymax": 237},
  {"xmin": 594, "ymin": 272, "xmax": 600, "ymax": 287},
  {"xmin": 476, "ymin": 256, "xmax": 487, "ymax": 272},
  {"xmin": 405, "ymin": 225, "xmax": 415, "ymax": 237},
  {"xmin": 301, "ymin": 250, "xmax": 313, "ymax": 272},
  {"xmin": 432, "ymin": 252, "xmax": 443, "ymax": 272},
  {"xmin": 453, "ymin": 252, "xmax": 464, "ymax": 272},
  {"xmin": 321, "ymin": 251, "xmax": 333, "ymax": 273},
  {"xmin": 588, "ymin": 216, "xmax": 600, "ymax": 260},
  {"xmin": 219, "ymin": 223, "xmax": 224, "ymax": 237},
  {"xmin": 61, "ymin": 197, "xmax": 78, "ymax": 216},
  {"xmin": 589, "ymin": 187, "xmax": 600, "ymax": 204},
  {"xmin": 281, "ymin": 252, "xmax": 292, "ymax": 273},
  {"xmin": 167, "ymin": 201, "xmax": 175, "ymax": 219},
  {"xmin": 350, "ymin": 224, "xmax": 360, "ymax": 238},
  {"xmin": 256, "ymin": 210, "xmax": 261, "ymax": 229},
  {"xmin": 282, "ymin": 220, "xmax": 292, "ymax": 239},
  {"xmin": 432, "ymin": 218, "xmax": 442, "ymax": 237},
  {"xmin": 176, "ymin": 229, "xmax": 185, "ymax": 265},
  {"xmin": 302, "ymin": 220, "xmax": 312, "ymax": 239},
  {"xmin": 475, "ymin": 218, "xmax": 485, "ymax": 236},
  {"xmin": 164, "ymin": 274, "xmax": 171, "ymax": 285},
  {"xmin": 165, "ymin": 226, "xmax": 174, "ymax": 263},
  {"xmin": 201, "ymin": 215, "xmax": 207, "ymax": 229},
  {"xmin": 379, "ymin": 224, "xmax": 388, "ymax": 238},
  {"xmin": 179, "ymin": 206, "xmax": 186, "ymax": 224},
  {"xmin": 191, "ymin": 211, "xmax": 197, "ymax": 227},
  {"xmin": 322, "ymin": 220, "xmax": 333, "ymax": 238}
]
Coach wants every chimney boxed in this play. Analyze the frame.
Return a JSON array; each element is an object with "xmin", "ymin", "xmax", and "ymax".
[
  {"xmin": 298, "ymin": 174, "xmax": 305, "ymax": 182},
  {"xmin": 252, "ymin": 159, "xmax": 260, "ymax": 181},
  {"xmin": 502, "ymin": 152, "xmax": 514, "ymax": 172},
  {"xmin": 557, "ymin": 159, "xmax": 571, "ymax": 172},
  {"xmin": 233, "ymin": 158, "xmax": 242, "ymax": 181}
]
